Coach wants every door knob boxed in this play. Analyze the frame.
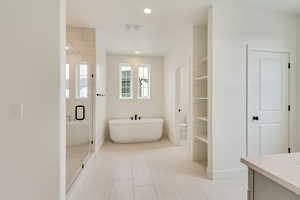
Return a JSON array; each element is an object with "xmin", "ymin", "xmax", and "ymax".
[{"xmin": 252, "ymin": 116, "xmax": 259, "ymax": 121}]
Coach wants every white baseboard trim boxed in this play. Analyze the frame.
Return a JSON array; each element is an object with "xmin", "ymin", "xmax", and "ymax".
[{"xmin": 207, "ymin": 167, "xmax": 247, "ymax": 179}]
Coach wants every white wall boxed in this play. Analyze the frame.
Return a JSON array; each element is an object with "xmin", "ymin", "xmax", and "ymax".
[
  {"xmin": 164, "ymin": 27, "xmax": 193, "ymax": 145},
  {"xmin": 94, "ymin": 30, "xmax": 108, "ymax": 150},
  {"xmin": 0, "ymin": 0, "xmax": 66, "ymax": 199},
  {"xmin": 211, "ymin": 4, "xmax": 297, "ymax": 178},
  {"xmin": 297, "ymin": 16, "xmax": 300, "ymax": 152},
  {"xmin": 106, "ymin": 55, "xmax": 164, "ymax": 133}
]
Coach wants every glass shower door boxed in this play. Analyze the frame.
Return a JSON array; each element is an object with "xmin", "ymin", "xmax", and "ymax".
[{"xmin": 66, "ymin": 62, "xmax": 93, "ymax": 191}]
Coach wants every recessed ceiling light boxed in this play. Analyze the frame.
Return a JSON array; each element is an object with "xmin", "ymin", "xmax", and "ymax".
[
  {"xmin": 144, "ymin": 8, "xmax": 152, "ymax": 15},
  {"xmin": 135, "ymin": 51, "xmax": 140, "ymax": 54}
]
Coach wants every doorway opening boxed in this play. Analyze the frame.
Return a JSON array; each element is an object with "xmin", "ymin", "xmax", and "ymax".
[{"xmin": 175, "ymin": 66, "xmax": 189, "ymax": 147}]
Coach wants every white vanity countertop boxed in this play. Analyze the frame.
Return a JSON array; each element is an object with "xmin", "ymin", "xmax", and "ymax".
[{"xmin": 241, "ymin": 153, "xmax": 300, "ymax": 196}]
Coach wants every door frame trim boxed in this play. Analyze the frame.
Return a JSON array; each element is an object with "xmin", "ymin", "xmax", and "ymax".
[{"xmin": 245, "ymin": 45, "xmax": 291, "ymax": 156}]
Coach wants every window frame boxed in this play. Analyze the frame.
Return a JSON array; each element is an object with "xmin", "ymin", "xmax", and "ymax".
[
  {"xmin": 137, "ymin": 64, "xmax": 151, "ymax": 99},
  {"xmin": 76, "ymin": 62, "xmax": 89, "ymax": 99},
  {"xmin": 119, "ymin": 63, "xmax": 133, "ymax": 99}
]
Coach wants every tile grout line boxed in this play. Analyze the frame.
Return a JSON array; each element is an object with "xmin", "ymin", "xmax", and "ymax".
[
  {"xmin": 147, "ymin": 161, "xmax": 161, "ymax": 200},
  {"xmin": 131, "ymin": 159, "xmax": 135, "ymax": 200}
]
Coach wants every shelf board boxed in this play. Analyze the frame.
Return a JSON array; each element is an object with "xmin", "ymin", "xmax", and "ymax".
[
  {"xmin": 200, "ymin": 57, "xmax": 208, "ymax": 62},
  {"xmin": 195, "ymin": 116, "xmax": 208, "ymax": 121},
  {"xmin": 195, "ymin": 97, "xmax": 208, "ymax": 100},
  {"xmin": 195, "ymin": 135, "xmax": 208, "ymax": 143},
  {"xmin": 199, "ymin": 160, "xmax": 208, "ymax": 168},
  {"xmin": 178, "ymin": 123, "xmax": 188, "ymax": 128},
  {"xmin": 193, "ymin": 159, "xmax": 208, "ymax": 168},
  {"xmin": 195, "ymin": 75, "xmax": 208, "ymax": 81}
]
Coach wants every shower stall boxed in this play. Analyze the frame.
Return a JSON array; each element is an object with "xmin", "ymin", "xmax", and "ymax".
[
  {"xmin": 65, "ymin": 26, "xmax": 96, "ymax": 191},
  {"xmin": 65, "ymin": 62, "xmax": 93, "ymax": 191}
]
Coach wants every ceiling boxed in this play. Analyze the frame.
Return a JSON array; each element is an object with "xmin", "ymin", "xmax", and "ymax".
[{"xmin": 67, "ymin": 0, "xmax": 300, "ymax": 56}]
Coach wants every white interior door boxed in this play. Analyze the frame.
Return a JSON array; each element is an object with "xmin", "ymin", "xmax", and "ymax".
[{"xmin": 247, "ymin": 50, "xmax": 289, "ymax": 156}]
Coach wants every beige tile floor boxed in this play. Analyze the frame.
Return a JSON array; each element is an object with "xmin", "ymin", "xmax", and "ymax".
[{"xmin": 68, "ymin": 139, "xmax": 247, "ymax": 200}]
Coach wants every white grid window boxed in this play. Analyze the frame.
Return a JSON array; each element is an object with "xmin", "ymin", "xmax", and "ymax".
[
  {"xmin": 120, "ymin": 64, "xmax": 133, "ymax": 99},
  {"xmin": 138, "ymin": 64, "xmax": 151, "ymax": 99},
  {"xmin": 77, "ymin": 64, "xmax": 88, "ymax": 99},
  {"xmin": 66, "ymin": 64, "xmax": 70, "ymax": 98}
]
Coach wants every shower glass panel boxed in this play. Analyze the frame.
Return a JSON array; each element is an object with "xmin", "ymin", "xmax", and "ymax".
[
  {"xmin": 65, "ymin": 61, "xmax": 93, "ymax": 191},
  {"xmin": 65, "ymin": 27, "xmax": 96, "ymax": 191}
]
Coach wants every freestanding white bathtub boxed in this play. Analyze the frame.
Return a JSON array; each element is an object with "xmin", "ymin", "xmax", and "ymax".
[{"xmin": 109, "ymin": 118, "xmax": 163, "ymax": 143}]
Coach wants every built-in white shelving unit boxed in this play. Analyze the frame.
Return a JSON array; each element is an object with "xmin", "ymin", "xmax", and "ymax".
[
  {"xmin": 195, "ymin": 97, "xmax": 208, "ymax": 100},
  {"xmin": 195, "ymin": 135, "xmax": 208, "ymax": 143},
  {"xmin": 191, "ymin": 24, "xmax": 212, "ymax": 178},
  {"xmin": 195, "ymin": 116, "xmax": 208, "ymax": 121},
  {"xmin": 195, "ymin": 75, "xmax": 208, "ymax": 81}
]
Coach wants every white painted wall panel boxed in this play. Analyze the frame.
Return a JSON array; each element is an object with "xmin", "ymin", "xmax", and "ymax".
[
  {"xmin": 94, "ymin": 30, "xmax": 108, "ymax": 150},
  {"xmin": 0, "ymin": 0, "xmax": 66, "ymax": 199}
]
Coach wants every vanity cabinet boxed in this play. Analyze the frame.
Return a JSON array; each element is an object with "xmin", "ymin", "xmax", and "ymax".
[
  {"xmin": 248, "ymin": 169, "xmax": 300, "ymax": 200},
  {"xmin": 241, "ymin": 154, "xmax": 300, "ymax": 200}
]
